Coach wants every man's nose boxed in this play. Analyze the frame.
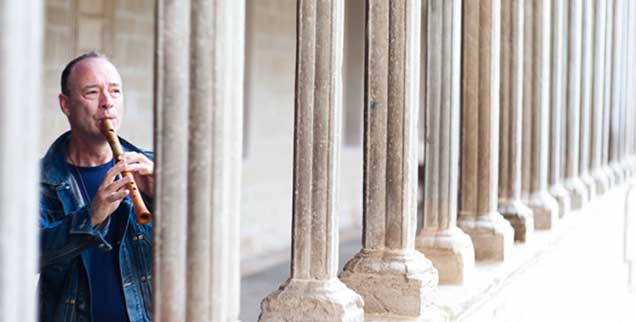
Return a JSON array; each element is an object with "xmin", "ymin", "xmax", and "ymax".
[{"xmin": 99, "ymin": 91, "xmax": 114, "ymax": 109}]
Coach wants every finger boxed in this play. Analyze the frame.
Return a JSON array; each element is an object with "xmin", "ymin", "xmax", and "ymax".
[
  {"xmin": 126, "ymin": 163, "xmax": 153, "ymax": 175},
  {"xmin": 106, "ymin": 175, "xmax": 132, "ymax": 192},
  {"xmin": 102, "ymin": 160, "xmax": 128, "ymax": 186},
  {"xmin": 106, "ymin": 189, "xmax": 130, "ymax": 202},
  {"xmin": 119, "ymin": 152, "xmax": 151, "ymax": 165}
]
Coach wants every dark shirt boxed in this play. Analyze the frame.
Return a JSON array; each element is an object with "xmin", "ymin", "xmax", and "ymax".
[{"xmin": 69, "ymin": 160, "xmax": 129, "ymax": 322}]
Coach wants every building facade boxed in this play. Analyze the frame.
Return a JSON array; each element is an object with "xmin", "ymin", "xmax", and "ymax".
[{"xmin": 1, "ymin": 0, "xmax": 636, "ymax": 321}]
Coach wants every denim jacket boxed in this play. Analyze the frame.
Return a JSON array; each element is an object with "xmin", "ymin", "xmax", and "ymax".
[{"xmin": 39, "ymin": 132, "xmax": 153, "ymax": 322}]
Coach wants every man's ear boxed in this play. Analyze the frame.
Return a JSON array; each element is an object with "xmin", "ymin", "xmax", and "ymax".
[{"xmin": 59, "ymin": 93, "xmax": 71, "ymax": 117}]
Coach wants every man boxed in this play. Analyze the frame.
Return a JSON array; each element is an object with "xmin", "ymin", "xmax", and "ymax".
[{"xmin": 39, "ymin": 52, "xmax": 154, "ymax": 322}]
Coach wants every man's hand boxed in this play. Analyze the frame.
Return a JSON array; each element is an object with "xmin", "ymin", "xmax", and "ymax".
[
  {"xmin": 118, "ymin": 152, "xmax": 154, "ymax": 198},
  {"xmin": 91, "ymin": 160, "xmax": 130, "ymax": 227}
]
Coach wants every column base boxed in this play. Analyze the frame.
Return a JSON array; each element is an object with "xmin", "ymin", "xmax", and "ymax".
[
  {"xmin": 259, "ymin": 278, "xmax": 364, "ymax": 322},
  {"xmin": 564, "ymin": 178, "xmax": 588, "ymax": 210},
  {"xmin": 416, "ymin": 227, "xmax": 475, "ymax": 285},
  {"xmin": 610, "ymin": 162, "xmax": 624, "ymax": 186},
  {"xmin": 498, "ymin": 199, "xmax": 534, "ymax": 242},
  {"xmin": 628, "ymin": 158, "xmax": 636, "ymax": 178},
  {"xmin": 580, "ymin": 174, "xmax": 597, "ymax": 201},
  {"xmin": 591, "ymin": 168, "xmax": 610, "ymax": 195},
  {"xmin": 458, "ymin": 212, "xmax": 514, "ymax": 262},
  {"xmin": 602, "ymin": 166, "xmax": 616, "ymax": 189},
  {"xmin": 527, "ymin": 191, "xmax": 559, "ymax": 230},
  {"xmin": 621, "ymin": 160, "xmax": 632, "ymax": 180},
  {"xmin": 339, "ymin": 249, "xmax": 438, "ymax": 317},
  {"xmin": 549, "ymin": 184, "xmax": 571, "ymax": 218}
]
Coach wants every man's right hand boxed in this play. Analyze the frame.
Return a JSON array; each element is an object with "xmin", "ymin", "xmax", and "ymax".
[{"xmin": 91, "ymin": 160, "xmax": 131, "ymax": 227}]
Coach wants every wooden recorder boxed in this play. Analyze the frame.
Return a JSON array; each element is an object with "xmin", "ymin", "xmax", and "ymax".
[{"xmin": 100, "ymin": 119, "xmax": 152, "ymax": 224}]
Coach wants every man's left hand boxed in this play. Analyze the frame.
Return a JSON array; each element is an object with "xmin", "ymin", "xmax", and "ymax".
[{"xmin": 118, "ymin": 152, "xmax": 154, "ymax": 198}]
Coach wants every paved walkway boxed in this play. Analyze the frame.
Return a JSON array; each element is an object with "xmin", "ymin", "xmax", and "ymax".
[
  {"xmin": 240, "ymin": 187, "xmax": 636, "ymax": 322},
  {"xmin": 240, "ymin": 236, "xmax": 361, "ymax": 322}
]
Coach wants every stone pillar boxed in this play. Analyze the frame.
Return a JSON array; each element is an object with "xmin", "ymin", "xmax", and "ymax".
[
  {"xmin": 259, "ymin": 1, "xmax": 364, "ymax": 322},
  {"xmin": 523, "ymin": 0, "xmax": 560, "ymax": 229},
  {"xmin": 341, "ymin": 0, "xmax": 439, "ymax": 317},
  {"xmin": 578, "ymin": 0, "xmax": 596, "ymax": 199},
  {"xmin": 618, "ymin": 0, "xmax": 631, "ymax": 180},
  {"xmin": 548, "ymin": 0, "xmax": 571, "ymax": 217},
  {"xmin": 154, "ymin": 1, "xmax": 245, "ymax": 321},
  {"xmin": 602, "ymin": 0, "xmax": 615, "ymax": 188},
  {"xmin": 563, "ymin": 0, "xmax": 588, "ymax": 210},
  {"xmin": 226, "ymin": 2, "xmax": 245, "ymax": 321},
  {"xmin": 609, "ymin": 0, "xmax": 625, "ymax": 184},
  {"xmin": 0, "ymin": 1, "xmax": 42, "ymax": 321},
  {"xmin": 590, "ymin": 0, "xmax": 610, "ymax": 195},
  {"xmin": 415, "ymin": 0, "xmax": 475, "ymax": 285},
  {"xmin": 498, "ymin": 0, "xmax": 534, "ymax": 241},
  {"xmin": 629, "ymin": 1, "xmax": 636, "ymax": 175},
  {"xmin": 459, "ymin": 0, "xmax": 514, "ymax": 262}
]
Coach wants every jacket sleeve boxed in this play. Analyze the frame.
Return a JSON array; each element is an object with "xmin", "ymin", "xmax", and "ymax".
[{"xmin": 39, "ymin": 185, "xmax": 112, "ymax": 270}]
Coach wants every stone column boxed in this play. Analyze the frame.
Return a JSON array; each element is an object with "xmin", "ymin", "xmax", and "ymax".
[
  {"xmin": 629, "ymin": 2, "xmax": 636, "ymax": 175},
  {"xmin": 618, "ymin": 0, "xmax": 631, "ymax": 180},
  {"xmin": 563, "ymin": 0, "xmax": 588, "ymax": 210},
  {"xmin": 602, "ymin": 0, "xmax": 615, "ymax": 188},
  {"xmin": 459, "ymin": 0, "xmax": 514, "ymax": 262},
  {"xmin": 154, "ymin": 1, "xmax": 245, "ymax": 321},
  {"xmin": 590, "ymin": 0, "xmax": 610, "ymax": 195},
  {"xmin": 578, "ymin": 0, "xmax": 596, "ymax": 199},
  {"xmin": 0, "ymin": 1, "xmax": 42, "ymax": 321},
  {"xmin": 548, "ymin": 0, "xmax": 571, "ymax": 217},
  {"xmin": 609, "ymin": 0, "xmax": 625, "ymax": 184},
  {"xmin": 341, "ymin": 0, "xmax": 439, "ymax": 317},
  {"xmin": 259, "ymin": 1, "xmax": 364, "ymax": 322},
  {"xmin": 523, "ymin": 0, "xmax": 560, "ymax": 229},
  {"xmin": 498, "ymin": 0, "xmax": 534, "ymax": 241},
  {"xmin": 415, "ymin": 0, "xmax": 475, "ymax": 285}
]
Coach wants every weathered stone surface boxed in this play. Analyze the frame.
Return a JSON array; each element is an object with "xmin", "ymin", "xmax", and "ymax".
[
  {"xmin": 340, "ymin": 0, "xmax": 438, "ymax": 316},
  {"xmin": 259, "ymin": 279, "xmax": 364, "ymax": 322},
  {"xmin": 548, "ymin": 0, "xmax": 571, "ymax": 218},
  {"xmin": 498, "ymin": 0, "xmax": 534, "ymax": 242},
  {"xmin": 608, "ymin": 0, "xmax": 626, "ymax": 185},
  {"xmin": 154, "ymin": 1, "xmax": 191, "ymax": 320},
  {"xmin": 417, "ymin": 228, "xmax": 474, "ymax": 285},
  {"xmin": 523, "ymin": 0, "xmax": 560, "ymax": 230},
  {"xmin": 416, "ymin": 0, "xmax": 475, "ymax": 285},
  {"xmin": 341, "ymin": 250, "xmax": 437, "ymax": 317},
  {"xmin": 563, "ymin": 0, "xmax": 588, "ymax": 210},
  {"xmin": 0, "ymin": 1, "xmax": 42, "ymax": 321},
  {"xmin": 154, "ymin": 1, "xmax": 245, "ymax": 321},
  {"xmin": 590, "ymin": 0, "xmax": 610, "ymax": 196},
  {"xmin": 259, "ymin": 1, "xmax": 364, "ymax": 321},
  {"xmin": 601, "ymin": 0, "xmax": 616, "ymax": 189},
  {"xmin": 459, "ymin": 0, "xmax": 514, "ymax": 262},
  {"xmin": 578, "ymin": 0, "xmax": 596, "ymax": 200}
]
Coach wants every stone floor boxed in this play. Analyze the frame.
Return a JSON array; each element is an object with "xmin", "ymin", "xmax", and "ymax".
[{"xmin": 240, "ymin": 185, "xmax": 636, "ymax": 322}]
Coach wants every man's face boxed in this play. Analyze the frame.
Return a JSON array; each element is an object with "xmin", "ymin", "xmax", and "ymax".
[{"xmin": 59, "ymin": 57, "xmax": 124, "ymax": 142}]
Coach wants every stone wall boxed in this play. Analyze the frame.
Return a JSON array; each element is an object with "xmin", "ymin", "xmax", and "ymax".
[
  {"xmin": 41, "ymin": 0, "xmax": 154, "ymax": 152},
  {"xmin": 241, "ymin": 0, "xmax": 364, "ymax": 259}
]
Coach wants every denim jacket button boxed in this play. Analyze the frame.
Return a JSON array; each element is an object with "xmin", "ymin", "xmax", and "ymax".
[{"xmin": 140, "ymin": 276, "xmax": 146, "ymax": 281}]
